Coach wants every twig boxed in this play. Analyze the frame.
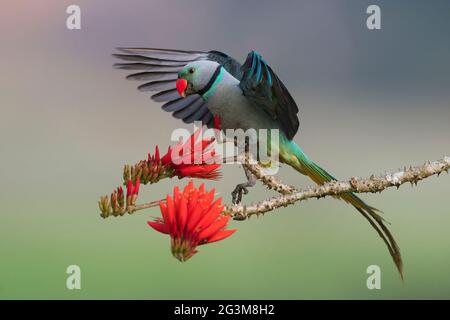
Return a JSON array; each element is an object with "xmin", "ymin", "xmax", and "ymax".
[{"xmin": 127, "ymin": 199, "xmax": 161, "ymax": 214}]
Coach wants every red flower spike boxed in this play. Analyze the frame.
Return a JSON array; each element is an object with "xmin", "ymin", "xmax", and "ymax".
[
  {"xmin": 148, "ymin": 181, "xmax": 236, "ymax": 262},
  {"xmin": 156, "ymin": 129, "xmax": 221, "ymax": 180},
  {"xmin": 147, "ymin": 220, "xmax": 168, "ymax": 234},
  {"xmin": 134, "ymin": 177, "xmax": 140, "ymax": 195},
  {"xmin": 207, "ymin": 229, "xmax": 236, "ymax": 244},
  {"xmin": 155, "ymin": 146, "xmax": 160, "ymax": 162},
  {"xmin": 159, "ymin": 201, "xmax": 170, "ymax": 229},
  {"xmin": 197, "ymin": 215, "xmax": 229, "ymax": 241},
  {"xmin": 165, "ymin": 195, "xmax": 177, "ymax": 236},
  {"xmin": 137, "ymin": 130, "xmax": 221, "ymax": 186},
  {"xmin": 126, "ymin": 179, "xmax": 133, "ymax": 197}
]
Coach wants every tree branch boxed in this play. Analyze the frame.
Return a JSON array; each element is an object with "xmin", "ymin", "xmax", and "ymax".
[
  {"xmin": 224, "ymin": 156, "xmax": 450, "ymax": 220},
  {"xmin": 236, "ymin": 153, "xmax": 296, "ymax": 195},
  {"xmin": 100, "ymin": 156, "xmax": 449, "ymax": 220}
]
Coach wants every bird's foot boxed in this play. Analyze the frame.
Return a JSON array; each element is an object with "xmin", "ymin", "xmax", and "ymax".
[{"xmin": 231, "ymin": 183, "xmax": 250, "ymax": 204}]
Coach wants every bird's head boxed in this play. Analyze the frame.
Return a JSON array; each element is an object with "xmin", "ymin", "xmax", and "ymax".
[{"xmin": 176, "ymin": 61, "xmax": 222, "ymax": 98}]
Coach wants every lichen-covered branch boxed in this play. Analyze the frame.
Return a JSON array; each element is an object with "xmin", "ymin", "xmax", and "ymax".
[{"xmin": 224, "ymin": 156, "xmax": 450, "ymax": 220}]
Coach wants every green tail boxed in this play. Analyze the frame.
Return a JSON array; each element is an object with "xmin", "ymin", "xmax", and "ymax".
[{"xmin": 280, "ymin": 138, "xmax": 403, "ymax": 279}]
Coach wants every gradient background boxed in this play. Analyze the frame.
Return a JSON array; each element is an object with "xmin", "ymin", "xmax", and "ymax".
[{"xmin": 1, "ymin": 0, "xmax": 449, "ymax": 299}]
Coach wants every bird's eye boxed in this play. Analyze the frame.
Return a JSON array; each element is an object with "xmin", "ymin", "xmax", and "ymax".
[{"xmin": 189, "ymin": 68, "xmax": 195, "ymax": 74}]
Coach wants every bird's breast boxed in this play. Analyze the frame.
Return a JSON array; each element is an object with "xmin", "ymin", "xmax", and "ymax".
[{"xmin": 206, "ymin": 84, "xmax": 277, "ymax": 132}]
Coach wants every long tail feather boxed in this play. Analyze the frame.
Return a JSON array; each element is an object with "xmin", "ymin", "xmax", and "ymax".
[{"xmin": 281, "ymin": 140, "xmax": 403, "ymax": 279}]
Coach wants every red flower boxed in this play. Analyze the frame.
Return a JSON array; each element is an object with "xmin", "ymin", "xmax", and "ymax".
[
  {"xmin": 126, "ymin": 179, "xmax": 138, "ymax": 197},
  {"xmin": 159, "ymin": 129, "xmax": 221, "ymax": 180},
  {"xmin": 148, "ymin": 181, "xmax": 236, "ymax": 262},
  {"xmin": 126, "ymin": 178, "xmax": 140, "ymax": 206}
]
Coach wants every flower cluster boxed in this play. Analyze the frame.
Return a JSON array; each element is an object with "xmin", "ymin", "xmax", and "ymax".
[
  {"xmin": 123, "ymin": 129, "xmax": 220, "ymax": 187},
  {"xmin": 99, "ymin": 129, "xmax": 221, "ymax": 218},
  {"xmin": 99, "ymin": 127, "xmax": 235, "ymax": 261},
  {"xmin": 160, "ymin": 129, "xmax": 220, "ymax": 180},
  {"xmin": 148, "ymin": 181, "xmax": 236, "ymax": 262},
  {"xmin": 98, "ymin": 178, "xmax": 141, "ymax": 218}
]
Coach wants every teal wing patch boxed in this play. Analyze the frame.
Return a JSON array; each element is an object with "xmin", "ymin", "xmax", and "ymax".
[{"xmin": 239, "ymin": 51, "xmax": 300, "ymax": 140}]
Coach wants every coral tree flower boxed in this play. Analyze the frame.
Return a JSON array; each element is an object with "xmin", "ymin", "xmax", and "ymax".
[
  {"xmin": 136, "ymin": 128, "xmax": 221, "ymax": 185},
  {"xmin": 148, "ymin": 181, "xmax": 236, "ymax": 262},
  {"xmin": 126, "ymin": 178, "xmax": 140, "ymax": 206},
  {"xmin": 160, "ymin": 129, "xmax": 221, "ymax": 180}
]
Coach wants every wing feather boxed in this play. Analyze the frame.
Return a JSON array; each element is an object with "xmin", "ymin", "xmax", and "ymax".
[
  {"xmin": 126, "ymin": 71, "xmax": 178, "ymax": 82},
  {"xmin": 162, "ymin": 95, "xmax": 200, "ymax": 112},
  {"xmin": 137, "ymin": 80, "xmax": 175, "ymax": 92},
  {"xmin": 114, "ymin": 47, "xmax": 242, "ymax": 127},
  {"xmin": 239, "ymin": 51, "xmax": 299, "ymax": 139},
  {"xmin": 183, "ymin": 103, "xmax": 211, "ymax": 123},
  {"xmin": 114, "ymin": 63, "xmax": 184, "ymax": 72},
  {"xmin": 173, "ymin": 97, "xmax": 205, "ymax": 119},
  {"xmin": 151, "ymin": 89, "xmax": 180, "ymax": 102}
]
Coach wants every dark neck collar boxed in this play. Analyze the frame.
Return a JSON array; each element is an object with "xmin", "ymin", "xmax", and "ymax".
[{"xmin": 197, "ymin": 65, "xmax": 224, "ymax": 99}]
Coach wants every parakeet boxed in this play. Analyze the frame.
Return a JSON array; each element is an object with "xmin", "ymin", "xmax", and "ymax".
[{"xmin": 114, "ymin": 48, "xmax": 402, "ymax": 278}]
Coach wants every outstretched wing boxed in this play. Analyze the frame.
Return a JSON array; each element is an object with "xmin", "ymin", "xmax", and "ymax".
[
  {"xmin": 113, "ymin": 48, "xmax": 242, "ymax": 127},
  {"xmin": 239, "ymin": 51, "xmax": 299, "ymax": 140}
]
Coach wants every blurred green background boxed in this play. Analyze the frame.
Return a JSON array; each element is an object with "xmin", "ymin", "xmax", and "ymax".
[{"xmin": 1, "ymin": 0, "xmax": 449, "ymax": 299}]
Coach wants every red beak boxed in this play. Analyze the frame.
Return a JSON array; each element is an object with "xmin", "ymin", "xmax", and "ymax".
[{"xmin": 176, "ymin": 79, "xmax": 188, "ymax": 98}]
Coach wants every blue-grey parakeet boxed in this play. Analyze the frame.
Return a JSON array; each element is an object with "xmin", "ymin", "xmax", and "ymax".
[{"xmin": 114, "ymin": 47, "xmax": 402, "ymax": 277}]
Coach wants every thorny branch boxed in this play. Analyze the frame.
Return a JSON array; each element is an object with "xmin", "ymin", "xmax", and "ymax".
[
  {"xmin": 102, "ymin": 156, "xmax": 450, "ymax": 220},
  {"xmin": 226, "ymin": 156, "xmax": 450, "ymax": 220},
  {"xmin": 237, "ymin": 154, "xmax": 297, "ymax": 195}
]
